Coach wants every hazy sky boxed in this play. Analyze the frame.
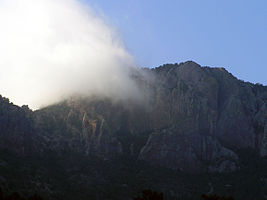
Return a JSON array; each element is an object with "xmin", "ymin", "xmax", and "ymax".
[
  {"xmin": 86, "ymin": 0, "xmax": 267, "ymax": 85},
  {"xmin": 0, "ymin": 0, "xmax": 266, "ymax": 109}
]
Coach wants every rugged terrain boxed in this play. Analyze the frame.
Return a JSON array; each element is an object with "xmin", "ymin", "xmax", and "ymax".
[{"xmin": 0, "ymin": 61, "xmax": 266, "ymax": 199}]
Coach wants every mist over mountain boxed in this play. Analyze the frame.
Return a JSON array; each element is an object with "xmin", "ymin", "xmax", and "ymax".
[
  {"xmin": 0, "ymin": 61, "xmax": 267, "ymax": 200},
  {"xmin": 0, "ymin": 0, "xmax": 141, "ymax": 109}
]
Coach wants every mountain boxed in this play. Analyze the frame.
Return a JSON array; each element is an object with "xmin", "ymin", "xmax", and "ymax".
[{"xmin": 0, "ymin": 61, "xmax": 266, "ymax": 199}]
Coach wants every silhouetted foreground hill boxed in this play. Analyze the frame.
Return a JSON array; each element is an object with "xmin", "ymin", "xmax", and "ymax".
[{"xmin": 0, "ymin": 61, "xmax": 266, "ymax": 199}]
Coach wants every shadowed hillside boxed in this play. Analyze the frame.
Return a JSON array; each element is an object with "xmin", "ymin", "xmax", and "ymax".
[{"xmin": 0, "ymin": 61, "xmax": 266, "ymax": 199}]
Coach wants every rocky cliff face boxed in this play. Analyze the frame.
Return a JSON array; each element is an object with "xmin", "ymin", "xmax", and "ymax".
[
  {"xmin": 1, "ymin": 61, "xmax": 267, "ymax": 199},
  {"xmin": 0, "ymin": 61, "xmax": 266, "ymax": 173},
  {"xmin": 137, "ymin": 62, "xmax": 267, "ymax": 172},
  {"xmin": 0, "ymin": 96, "xmax": 37, "ymax": 156},
  {"xmin": 23, "ymin": 61, "xmax": 266, "ymax": 173}
]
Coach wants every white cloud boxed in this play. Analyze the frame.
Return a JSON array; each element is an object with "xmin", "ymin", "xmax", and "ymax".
[{"xmin": 0, "ymin": 0, "xmax": 140, "ymax": 109}]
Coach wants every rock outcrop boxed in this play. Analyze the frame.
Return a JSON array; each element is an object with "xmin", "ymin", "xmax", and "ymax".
[
  {"xmin": 136, "ymin": 61, "xmax": 267, "ymax": 172},
  {"xmin": 0, "ymin": 61, "xmax": 266, "ymax": 173},
  {"xmin": 0, "ymin": 96, "xmax": 36, "ymax": 156}
]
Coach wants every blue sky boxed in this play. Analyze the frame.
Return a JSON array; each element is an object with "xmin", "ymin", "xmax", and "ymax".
[{"xmin": 84, "ymin": 0, "xmax": 266, "ymax": 85}]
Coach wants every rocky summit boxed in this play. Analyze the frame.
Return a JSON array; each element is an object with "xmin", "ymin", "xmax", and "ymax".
[{"xmin": 0, "ymin": 61, "xmax": 267, "ymax": 200}]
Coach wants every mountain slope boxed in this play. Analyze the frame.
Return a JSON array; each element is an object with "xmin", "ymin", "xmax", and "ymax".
[
  {"xmin": 0, "ymin": 61, "xmax": 267, "ymax": 199},
  {"xmin": 34, "ymin": 61, "xmax": 267, "ymax": 173}
]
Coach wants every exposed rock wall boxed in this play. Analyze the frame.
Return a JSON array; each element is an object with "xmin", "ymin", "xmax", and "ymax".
[{"xmin": 0, "ymin": 61, "xmax": 266, "ymax": 173}]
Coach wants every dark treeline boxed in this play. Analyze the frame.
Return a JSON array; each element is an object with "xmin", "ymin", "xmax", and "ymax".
[
  {"xmin": 133, "ymin": 190, "xmax": 235, "ymax": 200},
  {"xmin": 0, "ymin": 187, "xmax": 236, "ymax": 200},
  {"xmin": 0, "ymin": 188, "xmax": 43, "ymax": 200},
  {"xmin": 201, "ymin": 194, "xmax": 234, "ymax": 200},
  {"xmin": 133, "ymin": 190, "xmax": 164, "ymax": 200}
]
